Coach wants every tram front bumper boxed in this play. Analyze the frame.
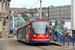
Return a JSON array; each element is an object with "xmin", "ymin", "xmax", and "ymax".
[{"xmin": 29, "ymin": 40, "xmax": 50, "ymax": 44}]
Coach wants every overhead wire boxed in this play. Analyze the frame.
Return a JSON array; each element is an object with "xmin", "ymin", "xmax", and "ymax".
[
  {"xmin": 11, "ymin": 1, "xmax": 31, "ymax": 7},
  {"xmin": 30, "ymin": 0, "xmax": 39, "ymax": 9},
  {"xmin": 11, "ymin": 0, "xmax": 39, "ymax": 8}
]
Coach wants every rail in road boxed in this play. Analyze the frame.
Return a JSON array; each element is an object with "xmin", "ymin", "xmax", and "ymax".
[
  {"xmin": 0, "ymin": 39, "xmax": 4, "ymax": 50},
  {"xmin": 0, "ymin": 38, "xmax": 74, "ymax": 50}
]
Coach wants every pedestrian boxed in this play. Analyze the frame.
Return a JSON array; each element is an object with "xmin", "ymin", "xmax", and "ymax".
[
  {"xmin": 54, "ymin": 29, "xmax": 58, "ymax": 38},
  {"xmin": 52, "ymin": 26, "xmax": 55, "ymax": 41},
  {"xmin": 66, "ymin": 29, "xmax": 70, "ymax": 42},
  {"xmin": 54, "ymin": 29, "xmax": 58, "ymax": 41},
  {"xmin": 52, "ymin": 26, "xmax": 55, "ymax": 35},
  {"xmin": 69, "ymin": 29, "xmax": 72, "ymax": 42},
  {"xmin": 50, "ymin": 30, "xmax": 53, "ymax": 41},
  {"xmin": 59, "ymin": 30, "xmax": 63, "ymax": 41},
  {"xmin": 66, "ymin": 29, "xmax": 70, "ymax": 37}
]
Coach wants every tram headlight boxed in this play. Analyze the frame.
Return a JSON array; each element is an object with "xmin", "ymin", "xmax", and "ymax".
[
  {"xmin": 46, "ymin": 35, "xmax": 49, "ymax": 37},
  {"xmin": 33, "ymin": 35, "xmax": 36, "ymax": 37}
]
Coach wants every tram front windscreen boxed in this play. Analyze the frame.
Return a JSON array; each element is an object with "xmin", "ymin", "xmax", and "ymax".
[{"xmin": 32, "ymin": 21, "xmax": 49, "ymax": 34}]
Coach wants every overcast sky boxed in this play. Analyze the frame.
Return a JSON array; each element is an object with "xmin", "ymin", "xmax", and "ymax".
[{"xmin": 10, "ymin": 0, "xmax": 71, "ymax": 9}]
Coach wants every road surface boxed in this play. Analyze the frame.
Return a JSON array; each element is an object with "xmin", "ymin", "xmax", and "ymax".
[{"xmin": 0, "ymin": 38, "xmax": 74, "ymax": 50}]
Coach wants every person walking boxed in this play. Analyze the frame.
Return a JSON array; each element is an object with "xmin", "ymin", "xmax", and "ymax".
[
  {"xmin": 50, "ymin": 30, "xmax": 53, "ymax": 41},
  {"xmin": 54, "ymin": 29, "xmax": 58, "ymax": 41},
  {"xmin": 52, "ymin": 26, "xmax": 55, "ymax": 35},
  {"xmin": 66, "ymin": 29, "xmax": 70, "ymax": 42},
  {"xmin": 52, "ymin": 26, "xmax": 55, "ymax": 41},
  {"xmin": 69, "ymin": 29, "xmax": 72, "ymax": 42}
]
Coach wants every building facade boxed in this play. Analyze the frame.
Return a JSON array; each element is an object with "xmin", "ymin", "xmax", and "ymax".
[
  {"xmin": 10, "ymin": 8, "xmax": 29, "ymax": 14},
  {"xmin": 0, "ymin": 0, "xmax": 11, "ymax": 38},
  {"xmin": 49, "ymin": 5, "xmax": 71, "ymax": 19}
]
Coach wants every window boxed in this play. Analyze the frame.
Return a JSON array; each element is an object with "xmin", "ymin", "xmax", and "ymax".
[{"xmin": 32, "ymin": 22, "xmax": 49, "ymax": 34}]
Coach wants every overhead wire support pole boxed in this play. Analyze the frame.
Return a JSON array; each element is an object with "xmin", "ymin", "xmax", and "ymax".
[
  {"xmin": 48, "ymin": 6, "xmax": 49, "ymax": 21},
  {"xmin": 40, "ymin": 0, "xmax": 42, "ymax": 19},
  {"xmin": 71, "ymin": 0, "xmax": 73, "ymax": 29},
  {"xmin": 72, "ymin": 0, "xmax": 75, "ymax": 48}
]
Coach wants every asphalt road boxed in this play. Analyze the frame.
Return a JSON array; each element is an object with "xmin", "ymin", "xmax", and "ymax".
[{"xmin": 0, "ymin": 38, "xmax": 74, "ymax": 50}]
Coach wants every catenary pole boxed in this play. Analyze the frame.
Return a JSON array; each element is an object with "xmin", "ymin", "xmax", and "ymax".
[
  {"xmin": 48, "ymin": 7, "xmax": 49, "ymax": 21},
  {"xmin": 72, "ymin": 0, "xmax": 75, "ymax": 48},
  {"xmin": 40, "ymin": 0, "xmax": 42, "ymax": 19}
]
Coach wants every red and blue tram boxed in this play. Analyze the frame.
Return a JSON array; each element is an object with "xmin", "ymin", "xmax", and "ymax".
[{"xmin": 17, "ymin": 18, "xmax": 50, "ymax": 44}]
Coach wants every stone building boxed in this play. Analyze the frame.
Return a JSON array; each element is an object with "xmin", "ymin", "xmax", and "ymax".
[{"xmin": 0, "ymin": 0, "xmax": 11, "ymax": 38}]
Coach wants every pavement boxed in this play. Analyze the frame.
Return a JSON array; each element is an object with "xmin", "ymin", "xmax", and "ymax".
[{"xmin": 50, "ymin": 40, "xmax": 75, "ymax": 49}]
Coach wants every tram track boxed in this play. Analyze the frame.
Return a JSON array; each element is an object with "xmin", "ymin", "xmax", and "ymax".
[
  {"xmin": 10, "ymin": 39, "xmax": 47, "ymax": 50},
  {"xmin": 9, "ymin": 38, "xmax": 72, "ymax": 50},
  {"xmin": 9, "ymin": 39, "xmax": 59, "ymax": 50},
  {"xmin": 0, "ymin": 38, "xmax": 20, "ymax": 50},
  {"xmin": 0, "ymin": 40, "xmax": 5, "ymax": 50},
  {"xmin": 35, "ymin": 46, "xmax": 46, "ymax": 50},
  {"xmin": 9, "ymin": 40, "xmax": 20, "ymax": 50}
]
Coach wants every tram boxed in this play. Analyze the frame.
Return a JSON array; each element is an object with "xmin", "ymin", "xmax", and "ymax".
[{"xmin": 17, "ymin": 18, "xmax": 50, "ymax": 44}]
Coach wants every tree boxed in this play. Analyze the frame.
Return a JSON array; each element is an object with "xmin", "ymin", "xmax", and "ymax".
[
  {"xmin": 55, "ymin": 21, "xmax": 57, "ymax": 25},
  {"xmin": 34, "ymin": 8, "xmax": 37, "ymax": 10},
  {"xmin": 10, "ymin": 11, "xmax": 12, "ymax": 13},
  {"xmin": 42, "ymin": 7, "xmax": 48, "ymax": 9},
  {"xmin": 22, "ymin": 16, "xmax": 29, "ymax": 21}
]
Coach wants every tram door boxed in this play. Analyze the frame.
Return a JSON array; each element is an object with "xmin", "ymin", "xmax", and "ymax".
[{"xmin": 26, "ymin": 24, "xmax": 31, "ymax": 43}]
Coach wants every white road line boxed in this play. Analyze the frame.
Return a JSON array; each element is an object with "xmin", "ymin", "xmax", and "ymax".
[{"xmin": 9, "ymin": 41, "xmax": 20, "ymax": 50}]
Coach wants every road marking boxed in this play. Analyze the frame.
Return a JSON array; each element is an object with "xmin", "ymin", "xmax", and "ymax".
[{"xmin": 9, "ymin": 41, "xmax": 20, "ymax": 50}]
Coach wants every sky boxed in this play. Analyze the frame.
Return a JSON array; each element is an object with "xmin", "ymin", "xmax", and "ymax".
[{"xmin": 10, "ymin": 0, "xmax": 71, "ymax": 9}]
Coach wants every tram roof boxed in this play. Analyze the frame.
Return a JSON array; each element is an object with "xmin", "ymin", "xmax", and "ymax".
[{"xmin": 25, "ymin": 18, "xmax": 37, "ymax": 23}]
